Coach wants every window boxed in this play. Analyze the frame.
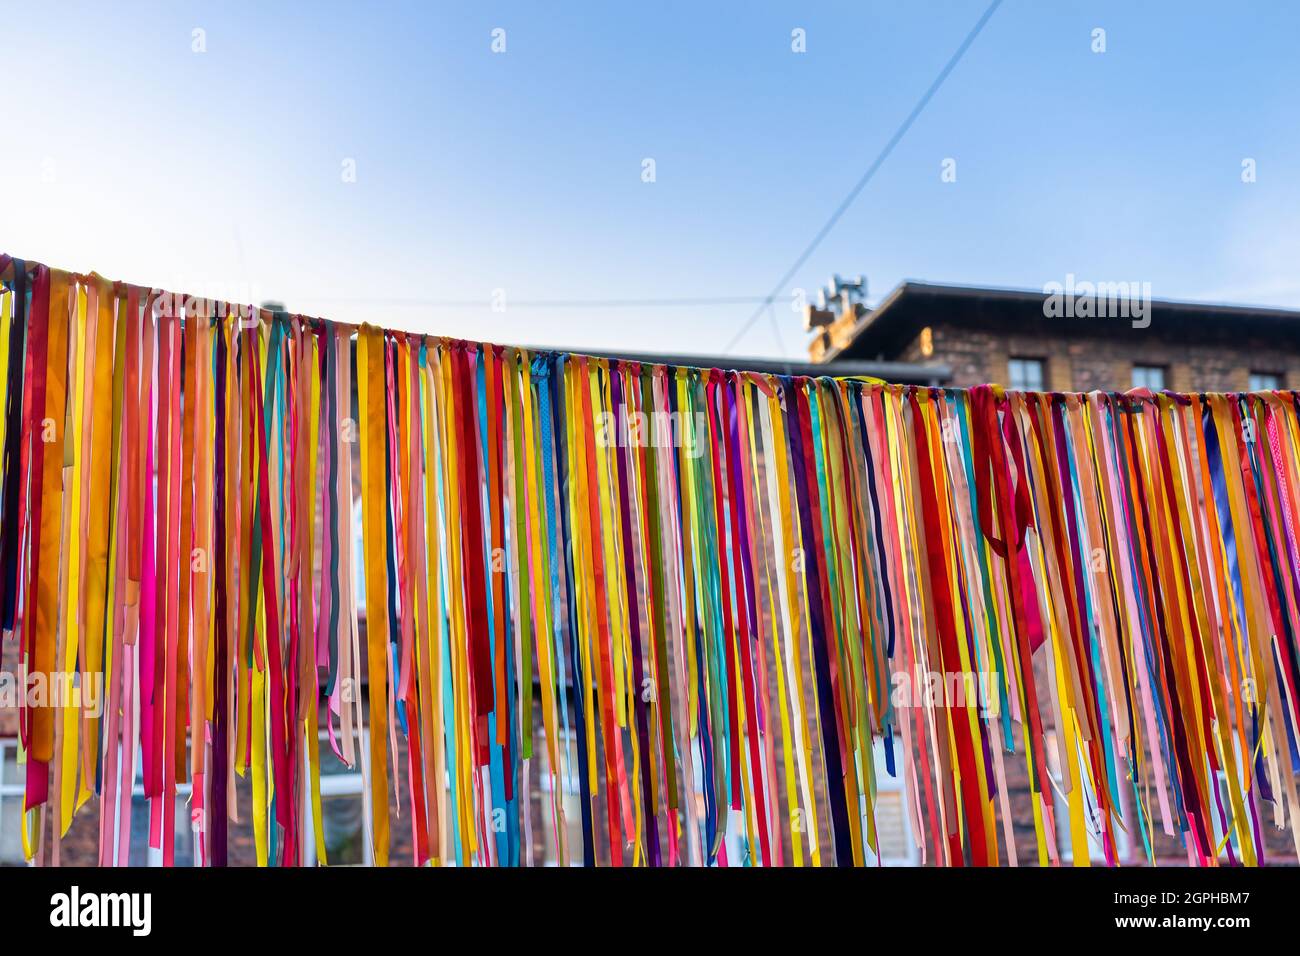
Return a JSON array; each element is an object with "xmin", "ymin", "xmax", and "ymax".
[
  {"xmin": 304, "ymin": 730, "xmax": 368, "ymax": 866},
  {"xmin": 0, "ymin": 738, "xmax": 198, "ymax": 866},
  {"xmin": 1249, "ymin": 372, "xmax": 1281, "ymax": 392},
  {"xmin": 535, "ymin": 729, "xmax": 584, "ymax": 867},
  {"xmin": 1207, "ymin": 734, "xmax": 1251, "ymax": 863},
  {"xmin": 535, "ymin": 727, "xmax": 749, "ymax": 866},
  {"xmin": 127, "ymin": 789, "xmax": 194, "ymax": 866},
  {"xmin": 0, "ymin": 739, "xmax": 26, "ymax": 865},
  {"xmin": 862, "ymin": 736, "xmax": 919, "ymax": 865},
  {"xmin": 1131, "ymin": 364, "xmax": 1165, "ymax": 390},
  {"xmin": 1045, "ymin": 730, "xmax": 1134, "ymax": 864},
  {"xmin": 85, "ymin": 732, "xmax": 367, "ymax": 866},
  {"xmin": 1007, "ymin": 358, "xmax": 1044, "ymax": 391},
  {"xmin": 126, "ymin": 745, "xmax": 195, "ymax": 866},
  {"xmin": 918, "ymin": 326, "xmax": 934, "ymax": 358}
]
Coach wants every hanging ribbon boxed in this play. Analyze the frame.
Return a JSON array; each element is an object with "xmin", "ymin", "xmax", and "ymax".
[{"xmin": 2, "ymin": 252, "xmax": 1299, "ymax": 868}]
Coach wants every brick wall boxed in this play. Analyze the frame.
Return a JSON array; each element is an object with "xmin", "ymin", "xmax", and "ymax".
[{"xmin": 896, "ymin": 320, "xmax": 1300, "ymax": 392}]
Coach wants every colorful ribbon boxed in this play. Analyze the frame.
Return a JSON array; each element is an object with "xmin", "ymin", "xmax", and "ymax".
[{"xmin": 2, "ymin": 254, "xmax": 1299, "ymax": 867}]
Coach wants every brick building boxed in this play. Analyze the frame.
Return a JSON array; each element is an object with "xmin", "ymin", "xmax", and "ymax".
[
  {"xmin": 812, "ymin": 278, "xmax": 1300, "ymax": 866},
  {"xmin": 808, "ymin": 279, "xmax": 1300, "ymax": 393}
]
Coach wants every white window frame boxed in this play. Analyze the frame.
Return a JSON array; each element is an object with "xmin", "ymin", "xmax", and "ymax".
[
  {"xmin": 862, "ymin": 735, "xmax": 920, "ymax": 866},
  {"xmin": 1008, "ymin": 357, "xmax": 1045, "ymax": 391},
  {"xmin": 302, "ymin": 727, "xmax": 370, "ymax": 866},
  {"xmin": 0, "ymin": 738, "xmax": 31, "ymax": 866},
  {"xmin": 122, "ymin": 744, "xmax": 196, "ymax": 867},
  {"xmin": 1131, "ymin": 364, "xmax": 1165, "ymax": 391},
  {"xmin": 1249, "ymin": 371, "xmax": 1281, "ymax": 392},
  {"xmin": 1045, "ymin": 730, "xmax": 1134, "ymax": 864}
]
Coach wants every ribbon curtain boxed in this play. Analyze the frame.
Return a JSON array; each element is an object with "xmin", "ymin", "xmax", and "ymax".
[{"xmin": 2, "ymin": 254, "xmax": 1299, "ymax": 868}]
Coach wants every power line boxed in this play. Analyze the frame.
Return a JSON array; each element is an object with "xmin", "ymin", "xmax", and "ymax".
[
  {"xmin": 304, "ymin": 294, "xmax": 799, "ymax": 310},
  {"xmin": 721, "ymin": 0, "xmax": 1005, "ymax": 354}
]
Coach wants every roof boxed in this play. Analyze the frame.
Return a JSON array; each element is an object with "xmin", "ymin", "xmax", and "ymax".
[
  {"xmin": 532, "ymin": 344, "xmax": 951, "ymax": 384},
  {"xmin": 820, "ymin": 280, "xmax": 1300, "ymax": 363}
]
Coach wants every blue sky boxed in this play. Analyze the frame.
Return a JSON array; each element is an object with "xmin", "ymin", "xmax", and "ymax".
[{"xmin": 4, "ymin": 1, "xmax": 1298, "ymax": 359}]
